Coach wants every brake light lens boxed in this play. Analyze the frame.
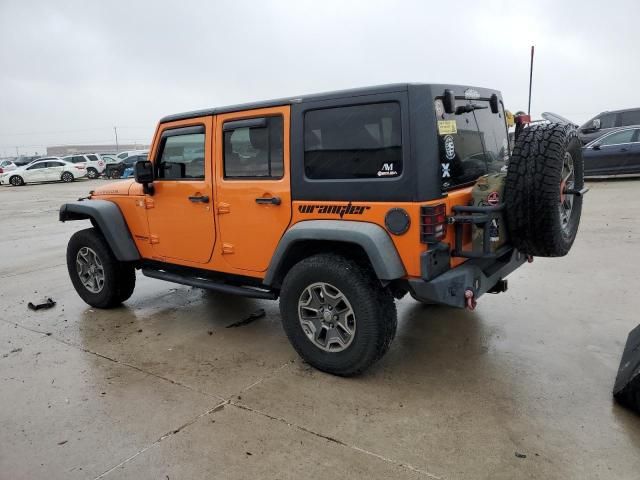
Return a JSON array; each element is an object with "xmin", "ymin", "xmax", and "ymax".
[
  {"xmin": 0, "ymin": 168, "xmax": 3, "ymax": 174},
  {"xmin": 420, "ymin": 203, "xmax": 447, "ymax": 243}
]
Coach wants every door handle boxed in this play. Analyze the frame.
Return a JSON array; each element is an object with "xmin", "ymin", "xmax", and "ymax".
[
  {"xmin": 255, "ymin": 196, "xmax": 281, "ymax": 205},
  {"xmin": 188, "ymin": 195, "xmax": 209, "ymax": 203},
  {"xmin": 620, "ymin": 148, "xmax": 628, "ymax": 152}
]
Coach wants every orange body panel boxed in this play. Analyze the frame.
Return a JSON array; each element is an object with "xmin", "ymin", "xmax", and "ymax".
[
  {"xmin": 213, "ymin": 106, "xmax": 292, "ymax": 273},
  {"xmin": 145, "ymin": 117, "xmax": 216, "ymax": 264},
  {"xmin": 291, "ymin": 201, "xmax": 424, "ymax": 278}
]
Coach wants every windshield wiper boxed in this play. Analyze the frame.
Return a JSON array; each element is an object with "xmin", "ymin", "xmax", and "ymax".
[{"xmin": 455, "ymin": 104, "xmax": 488, "ymax": 115}]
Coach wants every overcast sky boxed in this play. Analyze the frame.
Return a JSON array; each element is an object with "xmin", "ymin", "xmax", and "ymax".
[{"xmin": 1, "ymin": 0, "xmax": 638, "ymax": 157}]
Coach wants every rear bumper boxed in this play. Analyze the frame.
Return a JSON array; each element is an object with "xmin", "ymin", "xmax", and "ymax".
[{"xmin": 409, "ymin": 248, "xmax": 526, "ymax": 308}]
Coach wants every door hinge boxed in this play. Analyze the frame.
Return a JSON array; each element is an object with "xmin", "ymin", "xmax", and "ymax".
[
  {"xmin": 222, "ymin": 243, "xmax": 234, "ymax": 254},
  {"xmin": 144, "ymin": 197, "xmax": 155, "ymax": 209},
  {"xmin": 217, "ymin": 202, "xmax": 231, "ymax": 214},
  {"xmin": 150, "ymin": 234, "xmax": 160, "ymax": 245}
]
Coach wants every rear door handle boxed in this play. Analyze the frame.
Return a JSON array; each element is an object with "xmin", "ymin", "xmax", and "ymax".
[
  {"xmin": 255, "ymin": 196, "xmax": 281, "ymax": 205},
  {"xmin": 188, "ymin": 195, "xmax": 209, "ymax": 203}
]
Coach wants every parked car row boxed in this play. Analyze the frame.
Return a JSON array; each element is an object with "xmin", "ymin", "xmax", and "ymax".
[
  {"xmin": 538, "ymin": 109, "xmax": 640, "ymax": 178},
  {"xmin": 0, "ymin": 150, "xmax": 148, "ymax": 186}
]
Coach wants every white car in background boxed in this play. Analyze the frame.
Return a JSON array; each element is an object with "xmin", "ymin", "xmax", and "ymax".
[
  {"xmin": 0, "ymin": 160, "xmax": 17, "ymax": 173},
  {"xmin": 61, "ymin": 154, "xmax": 105, "ymax": 179},
  {"xmin": 0, "ymin": 159, "xmax": 86, "ymax": 186}
]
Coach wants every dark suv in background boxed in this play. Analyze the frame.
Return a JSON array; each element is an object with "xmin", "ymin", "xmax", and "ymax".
[{"xmin": 579, "ymin": 107, "xmax": 640, "ymax": 144}]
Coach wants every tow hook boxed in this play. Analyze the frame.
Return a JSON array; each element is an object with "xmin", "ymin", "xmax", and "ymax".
[{"xmin": 464, "ymin": 289, "xmax": 477, "ymax": 311}]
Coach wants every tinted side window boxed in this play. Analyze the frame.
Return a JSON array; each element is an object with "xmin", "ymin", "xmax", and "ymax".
[
  {"xmin": 304, "ymin": 103, "xmax": 402, "ymax": 179},
  {"xmin": 224, "ymin": 116, "xmax": 283, "ymax": 178},
  {"xmin": 600, "ymin": 129, "xmax": 635, "ymax": 146},
  {"xmin": 27, "ymin": 163, "xmax": 47, "ymax": 170},
  {"xmin": 599, "ymin": 113, "xmax": 616, "ymax": 129},
  {"xmin": 157, "ymin": 133, "xmax": 205, "ymax": 180},
  {"xmin": 71, "ymin": 156, "xmax": 85, "ymax": 163},
  {"xmin": 46, "ymin": 161, "xmax": 64, "ymax": 167},
  {"xmin": 619, "ymin": 110, "xmax": 640, "ymax": 126},
  {"xmin": 87, "ymin": 154, "xmax": 99, "ymax": 161}
]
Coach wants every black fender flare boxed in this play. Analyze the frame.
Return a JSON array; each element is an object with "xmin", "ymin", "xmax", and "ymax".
[
  {"xmin": 59, "ymin": 200, "xmax": 140, "ymax": 262},
  {"xmin": 263, "ymin": 220, "xmax": 406, "ymax": 286}
]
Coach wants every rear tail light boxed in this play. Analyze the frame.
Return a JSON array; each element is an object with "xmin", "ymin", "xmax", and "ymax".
[
  {"xmin": 0, "ymin": 168, "xmax": 3, "ymax": 173},
  {"xmin": 420, "ymin": 203, "xmax": 447, "ymax": 243}
]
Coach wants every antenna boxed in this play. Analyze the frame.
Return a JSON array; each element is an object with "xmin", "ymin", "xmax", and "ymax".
[{"xmin": 528, "ymin": 45, "xmax": 535, "ymax": 115}]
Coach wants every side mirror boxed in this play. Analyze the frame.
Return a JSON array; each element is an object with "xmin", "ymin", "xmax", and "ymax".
[
  {"xmin": 592, "ymin": 144, "xmax": 601, "ymax": 150},
  {"xmin": 443, "ymin": 89, "xmax": 456, "ymax": 114},
  {"xmin": 134, "ymin": 160, "xmax": 154, "ymax": 194}
]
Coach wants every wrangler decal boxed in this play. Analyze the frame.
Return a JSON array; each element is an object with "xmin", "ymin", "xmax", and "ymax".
[{"xmin": 298, "ymin": 202, "xmax": 371, "ymax": 218}]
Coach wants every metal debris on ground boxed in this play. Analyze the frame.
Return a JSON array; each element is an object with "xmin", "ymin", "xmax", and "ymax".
[
  {"xmin": 226, "ymin": 309, "xmax": 266, "ymax": 328},
  {"xmin": 27, "ymin": 298, "xmax": 56, "ymax": 311}
]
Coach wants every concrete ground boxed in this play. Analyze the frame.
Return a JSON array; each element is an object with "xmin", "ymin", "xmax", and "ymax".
[{"xmin": 0, "ymin": 178, "xmax": 639, "ymax": 480}]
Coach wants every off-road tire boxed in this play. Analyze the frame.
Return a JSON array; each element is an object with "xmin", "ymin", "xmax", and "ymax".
[
  {"xmin": 67, "ymin": 228, "xmax": 136, "ymax": 308},
  {"xmin": 505, "ymin": 123, "xmax": 584, "ymax": 257},
  {"xmin": 87, "ymin": 167, "xmax": 98, "ymax": 179},
  {"xmin": 61, "ymin": 171, "xmax": 74, "ymax": 183},
  {"xmin": 9, "ymin": 175, "xmax": 24, "ymax": 186},
  {"xmin": 279, "ymin": 254, "xmax": 397, "ymax": 376}
]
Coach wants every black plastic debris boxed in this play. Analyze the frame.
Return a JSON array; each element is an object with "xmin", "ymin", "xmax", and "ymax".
[
  {"xmin": 27, "ymin": 298, "xmax": 56, "ymax": 311},
  {"xmin": 226, "ymin": 309, "xmax": 266, "ymax": 328},
  {"xmin": 613, "ymin": 323, "xmax": 640, "ymax": 414}
]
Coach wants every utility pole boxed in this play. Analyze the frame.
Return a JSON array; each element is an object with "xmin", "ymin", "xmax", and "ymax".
[
  {"xmin": 113, "ymin": 126, "xmax": 120, "ymax": 153},
  {"xmin": 528, "ymin": 45, "xmax": 535, "ymax": 116},
  {"xmin": 15, "ymin": 146, "xmax": 19, "ymax": 158}
]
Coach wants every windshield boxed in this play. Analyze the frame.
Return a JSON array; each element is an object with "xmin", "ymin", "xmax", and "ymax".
[{"xmin": 435, "ymin": 98, "xmax": 509, "ymax": 189}]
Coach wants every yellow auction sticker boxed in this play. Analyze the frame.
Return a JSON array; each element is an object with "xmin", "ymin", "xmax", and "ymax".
[{"xmin": 437, "ymin": 120, "xmax": 457, "ymax": 135}]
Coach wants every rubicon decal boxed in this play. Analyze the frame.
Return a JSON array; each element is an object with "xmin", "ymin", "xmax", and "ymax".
[{"xmin": 298, "ymin": 202, "xmax": 371, "ymax": 218}]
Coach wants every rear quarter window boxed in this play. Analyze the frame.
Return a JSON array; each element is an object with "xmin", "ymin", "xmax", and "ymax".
[{"xmin": 303, "ymin": 102, "xmax": 402, "ymax": 179}]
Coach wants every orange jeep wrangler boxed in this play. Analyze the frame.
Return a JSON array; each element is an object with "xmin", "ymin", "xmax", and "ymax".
[{"xmin": 60, "ymin": 84, "xmax": 586, "ymax": 376}]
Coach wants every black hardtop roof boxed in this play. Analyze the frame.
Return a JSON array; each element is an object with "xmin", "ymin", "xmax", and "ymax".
[
  {"xmin": 159, "ymin": 83, "xmax": 501, "ymax": 123},
  {"xmin": 598, "ymin": 107, "xmax": 640, "ymax": 115}
]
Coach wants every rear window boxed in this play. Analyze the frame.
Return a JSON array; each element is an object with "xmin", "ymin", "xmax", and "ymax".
[
  {"xmin": 435, "ymin": 98, "xmax": 509, "ymax": 189},
  {"xmin": 304, "ymin": 102, "xmax": 402, "ymax": 179},
  {"xmin": 87, "ymin": 154, "xmax": 99, "ymax": 161}
]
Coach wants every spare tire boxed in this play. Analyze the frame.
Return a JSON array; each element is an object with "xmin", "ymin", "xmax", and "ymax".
[{"xmin": 504, "ymin": 123, "xmax": 584, "ymax": 257}]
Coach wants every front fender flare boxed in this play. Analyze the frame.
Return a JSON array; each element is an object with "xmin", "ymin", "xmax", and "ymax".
[
  {"xmin": 263, "ymin": 220, "xmax": 406, "ymax": 286},
  {"xmin": 59, "ymin": 200, "xmax": 140, "ymax": 262}
]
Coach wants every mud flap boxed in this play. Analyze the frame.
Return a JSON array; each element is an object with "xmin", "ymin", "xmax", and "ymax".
[{"xmin": 613, "ymin": 324, "xmax": 640, "ymax": 414}]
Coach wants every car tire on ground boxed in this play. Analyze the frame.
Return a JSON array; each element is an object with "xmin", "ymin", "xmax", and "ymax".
[
  {"xmin": 61, "ymin": 171, "xmax": 74, "ymax": 183},
  {"xmin": 9, "ymin": 175, "xmax": 24, "ymax": 186},
  {"xmin": 66, "ymin": 227, "xmax": 136, "ymax": 308},
  {"xmin": 505, "ymin": 123, "xmax": 584, "ymax": 257},
  {"xmin": 87, "ymin": 168, "xmax": 98, "ymax": 179},
  {"xmin": 279, "ymin": 253, "xmax": 397, "ymax": 376}
]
